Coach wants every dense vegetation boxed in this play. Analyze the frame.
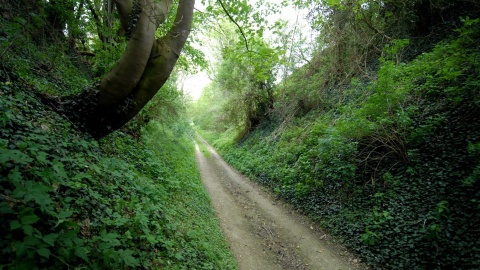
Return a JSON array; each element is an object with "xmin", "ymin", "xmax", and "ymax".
[
  {"xmin": 0, "ymin": 1, "xmax": 236, "ymax": 269},
  {"xmin": 2, "ymin": 0, "xmax": 480, "ymax": 269},
  {"xmin": 192, "ymin": 0, "xmax": 480, "ymax": 269},
  {"xmin": 1, "ymin": 80, "xmax": 236, "ymax": 269}
]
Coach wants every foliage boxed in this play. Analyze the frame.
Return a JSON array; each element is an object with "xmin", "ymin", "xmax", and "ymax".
[
  {"xmin": 190, "ymin": 19, "xmax": 280, "ymax": 141},
  {"xmin": 273, "ymin": 0, "xmax": 480, "ymax": 118},
  {"xmin": 201, "ymin": 0, "xmax": 282, "ymax": 46},
  {"xmin": 0, "ymin": 2, "xmax": 93, "ymax": 96},
  {"xmin": 3, "ymin": 0, "xmax": 480, "ymax": 269},
  {"xmin": 189, "ymin": 83, "xmax": 229, "ymax": 134},
  {"xmin": 0, "ymin": 2, "xmax": 236, "ymax": 263},
  {"xmin": 201, "ymin": 20, "xmax": 480, "ymax": 269},
  {"xmin": 123, "ymin": 72, "xmax": 192, "ymax": 140},
  {"xmin": 0, "ymin": 71, "xmax": 236, "ymax": 269}
]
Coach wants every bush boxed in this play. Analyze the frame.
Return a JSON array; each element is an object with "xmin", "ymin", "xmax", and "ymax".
[{"xmin": 207, "ymin": 20, "xmax": 480, "ymax": 269}]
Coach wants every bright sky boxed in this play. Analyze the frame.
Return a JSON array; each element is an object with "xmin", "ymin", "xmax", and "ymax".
[
  {"xmin": 182, "ymin": 0, "xmax": 311, "ymax": 101},
  {"xmin": 182, "ymin": 71, "xmax": 210, "ymax": 100}
]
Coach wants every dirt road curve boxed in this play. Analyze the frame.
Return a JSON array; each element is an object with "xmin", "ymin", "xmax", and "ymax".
[{"xmin": 195, "ymin": 138, "xmax": 367, "ymax": 270}]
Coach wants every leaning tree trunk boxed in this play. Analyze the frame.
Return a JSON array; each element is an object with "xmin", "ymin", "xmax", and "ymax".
[{"xmin": 49, "ymin": 0, "xmax": 195, "ymax": 139}]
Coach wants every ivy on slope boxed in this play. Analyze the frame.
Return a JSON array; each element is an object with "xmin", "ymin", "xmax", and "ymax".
[
  {"xmin": 0, "ymin": 78, "xmax": 236, "ymax": 269},
  {"xmin": 211, "ymin": 20, "xmax": 480, "ymax": 269}
]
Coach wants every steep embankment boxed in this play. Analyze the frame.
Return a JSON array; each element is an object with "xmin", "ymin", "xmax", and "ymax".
[
  {"xmin": 0, "ymin": 78, "xmax": 236, "ymax": 268},
  {"xmin": 204, "ymin": 20, "xmax": 480, "ymax": 269}
]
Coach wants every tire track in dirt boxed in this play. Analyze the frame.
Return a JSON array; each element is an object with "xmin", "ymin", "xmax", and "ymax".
[{"xmin": 195, "ymin": 137, "xmax": 367, "ymax": 270}]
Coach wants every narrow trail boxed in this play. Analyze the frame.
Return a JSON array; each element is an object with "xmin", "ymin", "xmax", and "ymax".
[{"xmin": 194, "ymin": 137, "xmax": 367, "ymax": 270}]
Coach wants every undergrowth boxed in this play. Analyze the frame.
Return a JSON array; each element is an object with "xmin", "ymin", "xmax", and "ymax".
[
  {"xmin": 203, "ymin": 19, "xmax": 480, "ymax": 269},
  {"xmin": 0, "ymin": 75, "xmax": 236, "ymax": 269},
  {"xmin": 1, "ymin": 2, "xmax": 236, "ymax": 268}
]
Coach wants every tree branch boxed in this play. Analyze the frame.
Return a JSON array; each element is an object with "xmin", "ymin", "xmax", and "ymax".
[
  {"xmin": 359, "ymin": 7, "xmax": 392, "ymax": 41},
  {"xmin": 98, "ymin": 0, "xmax": 158, "ymax": 108},
  {"xmin": 113, "ymin": 0, "xmax": 133, "ymax": 31},
  {"xmin": 217, "ymin": 0, "xmax": 250, "ymax": 52},
  {"xmin": 79, "ymin": 51, "xmax": 96, "ymax": 57}
]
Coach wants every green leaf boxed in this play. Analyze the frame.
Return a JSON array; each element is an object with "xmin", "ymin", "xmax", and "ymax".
[
  {"xmin": 119, "ymin": 249, "xmax": 139, "ymax": 267},
  {"xmin": 15, "ymin": 242, "xmax": 26, "ymax": 257},
  {"xmin": 36, "ymin": 151, "xmax": 49, "ymax": 164},
  {"xmin": 146, "ymin": 235, "xmax": 157, "ymax": 244},
  {"xmin": 23, "ymin": 224, "xmax": 34, "ymax": 236},
  {"xmin": 10, "ymin": 220, "xmax": 21, "ymax": 230},
  {"xmin": 24, "ymin": 182, "xmax": 53, "ymax": 212},
  {"xmin": 72, "ymin": 172, "xmax": 92, "ymax": 181},
  {"xmin": 43, "ymin": 233, "xmax": 59, "ymax": 246},
  {"xmin": 0, "ymin": 149, "xmax": 34, "ymax": 164},
  {"xmin": 57, "ymin": 210, "xmax": 73, "ymax": 219},
  {"xmin": 52, "ymin": 160, "xmax": 67, "ymax": 179},
  {"xmin": 24, "ymin": 235, "xmax": 41, "ymax": 247},
  {"xmin": 12, "ymin": 186, "xmax": 27, "ymax": 201},
  {"xmin": 7, "ymin": 167, "xmax": 22, "ymax": 183},
  {"xmin": 174, "ymin": 252, "xmax": 184, "ymax": 260},
  {"xmin": 21, "ymin": 214, "xmax": 39, "ymax": 225},
  {"xmin": 75, "ymin": 246, "xmax": 89, "ymax": 262},
  {"xmin": 58, "ymin": 230, "xmax": 77, "ymax": 249},
  {"xmin": 37, "ymin": 247, "xmax": 50, "ymax": 258}
]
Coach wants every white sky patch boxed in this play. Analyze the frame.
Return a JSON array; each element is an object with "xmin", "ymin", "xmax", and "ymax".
[{"xmin": 180, "ymin": 70, "xmax": 210, "ymax": 100}]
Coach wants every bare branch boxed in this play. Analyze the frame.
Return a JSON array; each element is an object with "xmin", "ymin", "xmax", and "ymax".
[{"xmin": 79, "ymin": 51, "xmax": 96, "ymax": 57}]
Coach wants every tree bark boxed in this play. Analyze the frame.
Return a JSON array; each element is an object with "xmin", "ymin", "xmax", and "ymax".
[
  {"xmin": 52, "ymin": 0, "xmax": 194, "ymax": 139},
  {"xmin": 84, "ymin": 0, "xmax": 195, "ymax": 138},
  {"xmin": 98, "ymin": 0, "xmax": 158, "ymax": 109}
]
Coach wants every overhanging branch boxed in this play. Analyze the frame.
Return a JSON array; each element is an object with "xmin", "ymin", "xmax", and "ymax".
[{"xmin": 217, "ymin": 0, "xmax": 250, "ymax": 52}]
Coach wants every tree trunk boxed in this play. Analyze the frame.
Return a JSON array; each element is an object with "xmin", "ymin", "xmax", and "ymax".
[{"xmin": 50, "ymin": 0, "xmax": 194, "ymax": 139}]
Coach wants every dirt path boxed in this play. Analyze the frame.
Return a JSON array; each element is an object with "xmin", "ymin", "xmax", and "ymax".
[{"xmin": 195, "ymin": 137, "xmax": 367, "ymax": 270}]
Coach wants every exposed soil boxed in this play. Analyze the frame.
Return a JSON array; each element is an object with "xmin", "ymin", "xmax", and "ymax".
[{"xmin": 194, "ymin": 137, "xmax": 368, "ymax": 270}]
